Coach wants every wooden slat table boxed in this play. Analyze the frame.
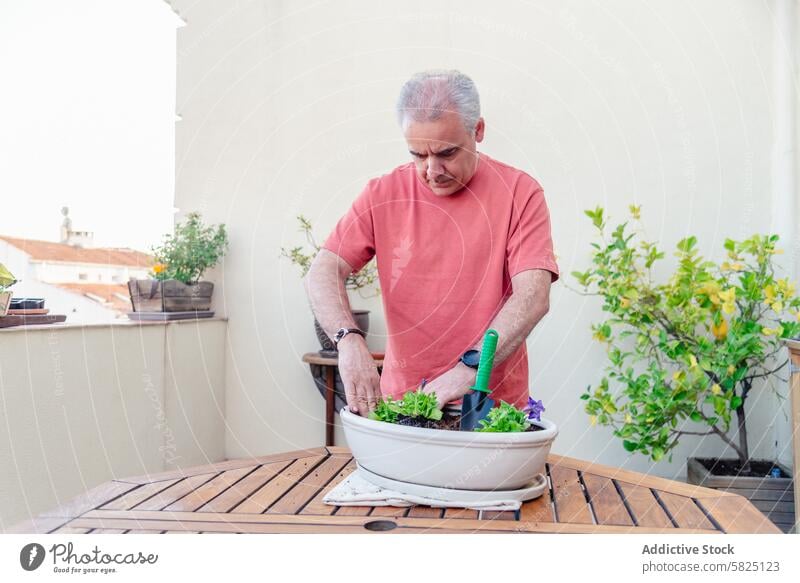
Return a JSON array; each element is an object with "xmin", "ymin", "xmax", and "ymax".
[{"xmin": 7, "ymin": 447, "xmax": 781, "ymax": 534}]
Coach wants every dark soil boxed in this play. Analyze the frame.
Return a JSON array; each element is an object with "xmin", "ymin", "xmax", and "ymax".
[
  {"xmin": 697, "ymin": 458, "xmax": 789, "ymax": 478},
  {"xmin": 395, "ymin": 414, "xmax": 545, "ymax": 432}
]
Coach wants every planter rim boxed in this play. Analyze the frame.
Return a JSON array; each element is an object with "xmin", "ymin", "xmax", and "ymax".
[{"xmin": 340, "ymin": 407, "xmax": 558, "ymax": 447}]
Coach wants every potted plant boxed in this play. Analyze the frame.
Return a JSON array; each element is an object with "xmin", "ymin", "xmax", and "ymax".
[
  {"xmin": 0, "ymin": 263, "xmax": 17, "ymax": 316},
  {"xmin": 341, "ymin": 391, "xmax": 557, "ymax": 491},
  {"xmin": 280, "ymin": 215, "xmax": 379, "ymax": 354},
  {"xmin": 572, "ymin": 205, "xmax": 799, "ymax": 530},
  {"xmin": 128, "ymin": 212, "xmax": 228, "ymax": 313}
]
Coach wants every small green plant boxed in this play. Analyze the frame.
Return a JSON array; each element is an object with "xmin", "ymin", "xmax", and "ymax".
[
  {"xmin": 280, "ymin": 215, "xmax": 379, "ymax": 296},
  {"xmin": 370, "ymin": 398, "xmax": 400, "ymax": 424},
  {"xmin": 476, "ymin": 401, "xmax": 531, "ymax": 432},
  {"xmin": 0, "ymin": 263, "xmax": 18, "ymax": 293},
  {"xmin": 369, "ymin": 389, "xmax": 443, "ymax": 422},
  {"xmin": 573, "ymin": 205, "xmax": 800, "ymax": 469},
  {"xmin": 151, "ymin": 212, "xmax": 228, "ymax": 284}
]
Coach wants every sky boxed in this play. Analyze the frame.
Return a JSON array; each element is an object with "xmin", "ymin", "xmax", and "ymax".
[{"xmin": 0, "ymin": 0, "xmax": 182, "ymax": 252}]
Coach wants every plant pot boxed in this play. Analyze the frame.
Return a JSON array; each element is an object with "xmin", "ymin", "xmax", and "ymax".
[
  {"xmin": 340, "ymin": 407, "xmax": 558, "ymax": 491},
  {"xmin": 314, "ymin": 309, "xmax": 370, "ymax": 356},
  {"xmin": 0, "ymin": 291, "xmax": 12, "ymax": 316},
  {"xmin": 687, "ymin": 457, "xmax": 794, "ymax": 533},
  {"xmin": 127, "ymin": 279, "xmax": 214, "ymax": 312},
  {"xmin": 10, "ymin": 298, "xmax": 45, "ymax": 310}
]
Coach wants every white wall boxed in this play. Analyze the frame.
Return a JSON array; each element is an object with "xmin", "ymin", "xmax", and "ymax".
[
  {"xmin": 171, "ymin": 0, "xmax": 799, "ymax": 479},
  {"xmin": 33, "ymin": 262, "xmax": 150, "ymax": 284},
  {"xmin": 0, "ymin": 319, "xmax": 227, "ymax": 530}
]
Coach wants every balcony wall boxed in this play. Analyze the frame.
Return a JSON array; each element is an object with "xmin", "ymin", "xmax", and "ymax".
[{"xmin": 0, "ymin": 318, "xmax": 226, "ymax": 529}]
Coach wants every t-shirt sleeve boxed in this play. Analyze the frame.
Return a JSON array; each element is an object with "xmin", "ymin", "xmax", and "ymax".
[
  {"xmin": 506, "ymin": 179, "xmax": 560, "ymax": 283},
  {"xmin": 321, "ymin": 182, "xmax": 376, "ymax": 273}
]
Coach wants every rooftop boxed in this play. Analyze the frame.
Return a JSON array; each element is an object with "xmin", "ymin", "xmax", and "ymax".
[{"xmin": 0, "ymin": 235, "xmax": 153, "ymax": 268}]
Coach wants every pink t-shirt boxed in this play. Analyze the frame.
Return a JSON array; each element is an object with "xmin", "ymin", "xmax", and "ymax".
[{"xmin": 322, "ymin": 153, "xmax": 559, "ymax": 408}]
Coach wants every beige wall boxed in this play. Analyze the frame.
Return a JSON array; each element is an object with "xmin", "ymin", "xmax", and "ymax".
[
  {"xmin": 171, "ymin": 0, "xmax": 799, "ymax": 478},
  {"xmin": 0, "ymin": 319, "xmax": 227, "ymax": 530}
]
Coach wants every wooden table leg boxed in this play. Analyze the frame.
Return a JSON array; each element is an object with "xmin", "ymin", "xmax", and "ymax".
[{"xmin": 325, "ymin": 365, "xmax": 336, "ymax": 446}]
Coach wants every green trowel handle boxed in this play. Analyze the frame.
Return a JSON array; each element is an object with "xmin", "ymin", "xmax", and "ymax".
[{"xmin": 471, "ymin": 329, "xmax": 498, "ymax": 394}]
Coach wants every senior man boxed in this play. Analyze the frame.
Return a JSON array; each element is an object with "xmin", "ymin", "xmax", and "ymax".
[{"xmin": 305, "ymin": 70, "xmax": 559, "ymax": 417}]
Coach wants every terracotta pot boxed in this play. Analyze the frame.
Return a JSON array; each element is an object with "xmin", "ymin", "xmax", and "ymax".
[
  {"xmin": 128, "ymin": 279, "xmax": 214, "ymax": 312},
  {"xmin": 341, "ymin": 408, "xmax": 558, "ymax": 491},
  {"xmin": 0, "ymin": 291, "xmax": 11, "ymax": 316}
]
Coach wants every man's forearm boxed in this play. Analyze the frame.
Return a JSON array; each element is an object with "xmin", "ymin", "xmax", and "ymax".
[
  {"xmin": 305, "ymin": 250, "xmax": 360, "ymax": 340},
  {"xmin": 470, "ymin": 270, "xmax": 551, "ymax": 367}
]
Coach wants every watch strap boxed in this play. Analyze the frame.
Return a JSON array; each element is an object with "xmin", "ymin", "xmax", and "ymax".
[{"xmin": 334, "ymin": 327, "xmax": 365, "ymax": 348}]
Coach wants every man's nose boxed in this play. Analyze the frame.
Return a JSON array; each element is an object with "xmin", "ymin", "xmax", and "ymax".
[{"xmin": 426, "ymin": 157, "xmax": 444, "ymax": 179}]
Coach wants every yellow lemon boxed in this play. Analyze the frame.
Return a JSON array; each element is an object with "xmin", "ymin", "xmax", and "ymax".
[{"xmin": 711, "ymin": 318, "xmax": 728, "ymax": 341}]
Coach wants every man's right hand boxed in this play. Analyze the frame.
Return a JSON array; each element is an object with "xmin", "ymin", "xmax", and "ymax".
[{"xmin": 337, "ymin": 334, "xmax": 381, "ymax": 416}]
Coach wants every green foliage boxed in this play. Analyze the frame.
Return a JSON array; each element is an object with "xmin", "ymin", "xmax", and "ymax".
[
  {"xmin": 369, "ymin": 399, "xmax": 400, "ymax": 423},
  {"xmin": 0, "ymin": 263, "xmax": 18, "ymax": 292},
  {"xmin": 369, "ymin": 389, "xmax": 443, "ymax": 422},
  {"xmin": 475, "ymin": 401, "xmax": 531, "ymax": 433},
  {"xmin": 280, "ymin": 215, "xmax": 379, "ymax": 296},
  {"xmin": 151, "ymin": 213, "xmax": 228, "ymax": 284},
  {"xmin": 574, "ymin": 206, "xmax": 800, "ymax": 465}
]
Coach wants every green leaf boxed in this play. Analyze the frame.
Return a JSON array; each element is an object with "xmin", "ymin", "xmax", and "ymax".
[{"xmin": 623, "ymin": 440, "xmax": 638, "ymax": 452}]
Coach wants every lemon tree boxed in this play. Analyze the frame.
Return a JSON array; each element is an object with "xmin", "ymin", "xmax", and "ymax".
[{"xmin": 573, "ymin": 206, "xmax": 800, "ymax": 470}]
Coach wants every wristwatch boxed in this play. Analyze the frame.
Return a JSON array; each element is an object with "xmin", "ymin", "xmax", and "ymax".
[
  {"xmin": 333, "ymin": 327, "xmax": 366, "ymax": 348},
  {"xmin": 460, "ymin": 349, "xmax": 480, "ymax": 369}
]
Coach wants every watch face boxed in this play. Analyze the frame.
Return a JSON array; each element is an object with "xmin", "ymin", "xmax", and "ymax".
[{"xmin": 462, "ymin": 349, "xmax": 480, "ymax": 367}]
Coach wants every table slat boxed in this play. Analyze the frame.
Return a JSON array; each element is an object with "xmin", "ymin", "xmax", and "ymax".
[
  {"xmin": 99, "ymin": 479, "xmax": 182, "ymax": 511},
  {"xmin": 268, "ymin": 455, "xmax": 351, "ymax": 514},
  {"xmin": 549, "ymin": 465, "xmax": 593, "ymax": 524},
  {"xmin": 233, "ymin": 456, "xmax": 327, "ymax": 513},
  {"xmin": 518, "ymin": 468, "xmax": 555, "ymax": 523},
  {"xmin": 616, "ymin": 481, "xmax": 674, "ymax": 528},
  {"xmin": 657, "ymin": 491, "xmax": 715, "ymax": 530},
  {"xmin": 582, "ymin": 473, "xmax": 634, "ymax": 526},
  {"xmin": 54, "ymin": 526, "xmax": 92, "ymax": 534},
  {"xmin": 697, "ymin": 495, "xmax": 781, "ymax": 533},
  {"xmin": 132, "ymin": 473, "xmax": 220, "ymax": 511},
  {"xmin": 442, "ymin": 507, "xmax": 479, "ymax": 519},
  {"xmin": 406, "ymin": 506, "xmax": 443, "ymax": 518},
  {"xmin": 369, "ymin": 506, "xmax": 409, "ymax": 518},
  {"xmin": 163, "ymin": 466, "xmax": 255, "ymax": 512},
  {"xmin": 300, "ymin": 459, "xmax": 357, "ymax": 515},
  {"xmin": 197, "ymin": 460, "xmax": 293, "ymax": 513}
]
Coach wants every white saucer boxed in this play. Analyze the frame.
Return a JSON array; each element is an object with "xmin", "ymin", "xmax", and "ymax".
[{"xmin": 356, "ymin": 463, "xmax": 548, "ymax": 504}]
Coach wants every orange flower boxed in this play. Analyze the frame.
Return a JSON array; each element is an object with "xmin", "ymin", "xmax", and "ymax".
[{"xmin": 153, "ymin": 263, "xmax": 166, "ymax": 274}]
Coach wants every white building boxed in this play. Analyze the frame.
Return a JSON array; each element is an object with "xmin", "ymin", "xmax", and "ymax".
[{"xmin": 0, "ymin": 233, "xmax": 152, "ymax": 323}]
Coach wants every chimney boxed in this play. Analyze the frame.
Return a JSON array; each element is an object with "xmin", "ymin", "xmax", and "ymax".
[{"xmin": 60, "ymin": 207, "xmax": 94, "ymax": 248}]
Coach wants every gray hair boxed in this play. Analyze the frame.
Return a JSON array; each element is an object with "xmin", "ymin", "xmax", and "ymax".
[{"xmin": 395, "ymin": 70, "xmax": 481, "ymax": 133}]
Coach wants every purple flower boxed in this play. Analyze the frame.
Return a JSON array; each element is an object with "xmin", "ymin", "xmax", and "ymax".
[{"xmin": 524, "ymin": 397, "xmax": 545, "ymax": 421}]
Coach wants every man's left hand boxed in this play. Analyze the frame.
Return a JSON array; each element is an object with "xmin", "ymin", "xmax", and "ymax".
[{"xmin": 420, "ymin": 364, "xmax": 477, "ymax": 410}]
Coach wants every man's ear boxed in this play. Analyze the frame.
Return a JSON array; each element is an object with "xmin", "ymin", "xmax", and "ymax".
[{"xmin": 474, "ymin": 117, "xmax": 485, "ymax": 143}]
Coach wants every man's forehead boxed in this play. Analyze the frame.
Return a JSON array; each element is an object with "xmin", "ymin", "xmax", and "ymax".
[{"xmin": 405, "ymin": 136, "xmax": 463, "ymax": 154}]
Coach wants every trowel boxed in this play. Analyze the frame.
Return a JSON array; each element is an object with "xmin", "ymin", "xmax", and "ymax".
[{"xmin": 459, "ymin": 329, "xmax": 498, "ymax": 430}]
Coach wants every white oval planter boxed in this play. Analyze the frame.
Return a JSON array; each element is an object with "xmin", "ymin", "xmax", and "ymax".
[{"xmin": 341, "ymin": 408, "xmax": 558, "ymax": 491}]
